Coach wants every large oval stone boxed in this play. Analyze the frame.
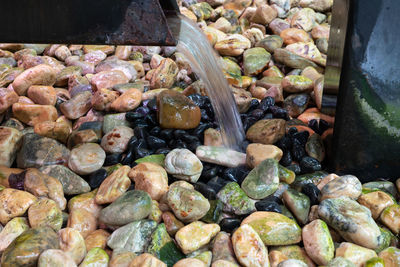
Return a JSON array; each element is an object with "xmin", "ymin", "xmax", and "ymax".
[
  {"xmin": 318, "ymin": 197, "xmax": 382, "ymax": 250},
  {"xmin": 11, "ymin": 64, "xmax": 57, "ymax": 96},
  {"xmin": 217, "ymin": 182, "xmax": 256, "ymax": 215},
  {"xmin": 242, "ymin": 158, "xmax": 279, "ymax": 200},
  {"xmin": 17, "ymin": 133, "xmax": 70, "ymax": 168},
  {"xmin": 0, "ymin": 188, "xmax": 36, "ymax": 225},
  {"xmin": 302, "ymin": 219, "xmax": 334, "ymax": 265},
  {"xmin": 99, "ymin": 190, "xmax": 152, "ymax": 226},
  {"xmin": 157, "ymin": 90, "xmax": 201, "ymax": 130},
  {"xmin": 166, "ymin": 185, "xmax": 210, "ymax": 223},
  {"xmin": 243, "ymin": 47, "xmax": 271, "ymax": 76},
  {"xmin": 246, "ymin": 119, "xmax": 286, "ymax": 145},
  {"xmin": 0, "ymin": 217, "xmax": 30, "ymax": 253},
  {"xmin": 1, "ymin": 226, "xmax": 59, "ymax": 267},
  {"xmin": 12, "ymin": 102, "xmax": 58, "ymax": 126},
  {"xmin": 28, "ymin": 198, "xmax": 63, "ymax": 231},
  {"xmin": 241, "ymin": 212, "xmax": 302, "ymax": 246},
  {"xmin": 38, "ymin": 249, "xmax": 77, "ymax": 267},
  {"xmin": 320, "ymin": 175, "xmax": 362, "ymax": 201}
]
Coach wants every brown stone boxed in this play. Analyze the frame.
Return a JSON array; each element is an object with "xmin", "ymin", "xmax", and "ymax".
[
  {"xmin": 280, "ymin": 28, "xmax": 313, "ymax": 45},
  {"xmin": 67, "ymin": 208, "xmax": 98, "ymax": 238},
  {"xmin": 95, "ymin": 165, "xmax": 131, "ymax": 204},
  {"xmin": 246, "ymin": 119, "xmax": 286, "ymax": 144},
  {"xmin": 129, "ymin": 253, "xmax": 166, "ymax": 267},
  {"xmin": 34, "ymin": 116, "xmax": 72, "ymax": 143},
  {"xmin": 358, "ymin": 191, "xmax": 394, "ymax": 220},
  {"xmin": 251, "ymin": 5, "xmax": 278, "ymax": 25},
  {"xmin": 24, "ymin": 168, "xmax": 67, "ymax": 210},
  {"xmin": 91, "ymin": 70, "xmax": 129, "ymax": 91},
  {"xmin": 68, "ymin": 190, "xmax": 102, "ymax": 218},
  {"xmin": 27, "ymin": 85, "xmax": 57, "ymax": 105},
  {"xmin": 246, "ymin": 143, "xmax": 283, "ymax": 168},
  {"xmin": 91, "ymin": 88, "xmax": 119, "ymax": 111},
  {"xmin": 128, "ymin": 162, "xmax": 169, "ymax": 201},
  {"xmin": 157, "ymin": 90, "xmax": 201, "ymax": 130},
  {"xmin": 110, "ymin": 88, "xmax": 142, "ymax": 112},
  {"xmin": 281, "ymin": 75, "xmax": 314, "ymax": 93},
  {"xmin": 0, "ymin": 188, "xmax": 36, "ymax": 224},
  {"xmin": 85, "ymin": 229, "xmax": 110, "ymax": 251},
  {"xmin": 0, "ymin": 87, "xmax": 19, "ymax": 113},
  {"xmin": 204, "ymin": 128, "xmax": 223, "ymax": 147},
  {"xmin": 269, "ymin": 18, "xmax": 291, "ymax": 35},
  {"xmin": 0, "ymin": 126, "xmax": 22, "ymax": 167},
  {"xmin": 101, "ymin": 126, "xmax": 134, "ymax": 154},
  {"xmin": 311, "ymin": 24, "xmax": 330, "ymax": 40},
  {"xmin": 115, "ymin": 46, "xmax": 133, "ymax": 60},
  {"xmin": 162, "ymin": 211, "xmax": 184, "ymax": 236},
  {"xmin": 28, "ymin": 198, "xmax": 62, "ymax": 231},
  {"xmin": 12, "ymin": 64, "xmax": 57, "ymax": 96},
  {"xmin": 60, "ymin": 91, "xmax": 92, "ymax": 120},
  {"xmin": 58, "ymin": 227, "xmax": 87, "ymax": 265},
  {"xmin": 12, "ymin": 102, "xmax": 58, "ymax": 126},
  {"xmin": 150, "ymin": 58, "xmax": 178, "ymax": 89},
  {"xmin": 83, "ymin": 45, "xmax": 115, "ymax": 55}
]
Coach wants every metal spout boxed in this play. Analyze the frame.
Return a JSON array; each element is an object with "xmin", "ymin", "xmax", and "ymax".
[{"xmin": 0, "ymin": 0, "xmax": 180, "ymax": 46}]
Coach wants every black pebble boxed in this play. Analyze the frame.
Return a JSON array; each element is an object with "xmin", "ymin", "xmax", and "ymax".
[
  {"xmin": 201, "ymin": 166, "xmax": 218, "ymax": 181},
  {"xmin": 131, "ymin": 119, "xmax": 148, "ymax": 128},
  {"xmin": 291, "ymin": 143, "xmax": 306, "ymax": 162},
  {"xmin": 187, "ymin": 141, "xmax": 202, "ymax": 153},
  {"xmin": 121, "ymin": 150, "xmax": 135, "ymax": 166},
  {"xmin": 247, "ymin": 99, "xmax": 260, "ymax": 113},
  {"xmin": 169, "ymin": 139, "xmax": 187, "ymax": 149},
  {"xmin": 188, "ymin": 94, "xmax": 206, "ymax": 107},
  {"xmin": 263, "ymin": 113, "xmax": 274, "ymax": 120},
  {"xmin": 255, "ymin": 200, "xmax": 283, "ymax": 213},
  {"xmin": 88, "ymin": 169, "xmax": 108, "ymax": 190},
  {"xmin": 8, "ymin": 171, "xmax": 26, "ymax": 190},
  {"xmin": 135, "ymin": 106, "xmax": 150, "ymax": 116},
  {"xmin": 300, "ymin": 157, "xmax": 322, "ymax": 173},
  {"xmin": 147, "ymin": 98, "xmax": 158, "ymax": 111},
  {"xmin": 292, "ymin": 131, "xmax": 309, "ymax": 146},
  {"xmin": 145, "ymin": 114, "xmax": 157, "ymax": 126},
  {"xmin": 220, "ymin": 218, "xmax": 241, "ymax": 233},
  {"xmin": 242, "ymin": 117, "xmax": 257, "ymax": 132},
  {"xmin": 301, "ymin": 183, "xmax": 321, "ymax": 206},
  {"xmin": 269, "ymin": 106, "xmax": 289, "ymax": 120},
  {"xmin": 286, "ymin": 164, "xmax": 301, "ymax": 174},
  {"xmin": 223, "ymin": 166, "xmax": 250, "ymax": 184},
  {"xmin": 280, "ymin": 151, "xmax": 292, "ymax": 167},
  {"xmin": 104, "ymin": 153, "xmax": 122, "ymax": 166},
  {"xmin": 288, "ymin": 127, "xmax": 298, "ymax": 136},
  {"xmin": 134, "ymin": 127, "xmax": 149, "ymax": 139},
  {"xmin": 159, "ymin": 129, "xmax": 174, "ymax": 141},
  {"xmin": 125, "ymin": 112, "xmax": 144, "ymax": 122},
  {"xmin": 194, "ymin": 182, "xmax": 217, "ymax": 200},
  {"xmin": 262, "ymin": 195, "xmax": 283, "ymax": 205},
  {"xmin": 249, "ymin": 109, "xmax": 265, "ymax": 120},
  {"xmin": 147, "ymin": 136, "xmax": 167, "ymax": 150},
  {"xmin": 134, "ymin": 147, "xmax": 152, "ymax": 159},
  {"xmin": 275, "ymin": 135, "xmax": 292, "ymax": 151},
  {"xmin": 149, "ymin": 126, "xmax": 161, "ymax": 136},
  {"xmin": 173, "ymin": 129, "xmax": 187, "ymax": 139},
  {"xmin": 155, "ymin": 148, "xmax": 171, "ymax": 154},
  {"xmin": 191, "ymin": 123, "xmax": 212, "ymax": 140},
  {"xmin": 258, "ymin": 96, "xmax": 275, "ymax": 111}
]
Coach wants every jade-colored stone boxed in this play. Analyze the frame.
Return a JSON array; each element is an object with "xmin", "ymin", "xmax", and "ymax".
[
  {"xmin": 217, "ymin": 182, "xmax": 255, "ymax": 215},
  {"xmin": 283, "ymin": 188, "xmax": 310, "ymax": 225},
  {"xmin": 242, "ymin": 159, "xmax": 279, "ymax": 199},
  {"xmin": 278, "ymin": 164, "xmax": 296, "ymax": 184},
  {"xmin": 99, "ymin": 190, "xmax": 152, "ymax": 226},
  {"xmin": 80, "ymin": 248, "xmax": 109, "ymax": 267},
  {"xmin": 281, "ymin": 204, "xmax": 296, "ymax": 221},
  {"xmin": 291, "ymin": 171, "xmax": 328, "ymax": 191},
  {"xmin": 189, "ymin": 2, "xmax": 213, "ymax": 20},
  {"xmin": 107, "ymin": 220, "xmax": 157, "ymax": 253},
  {"xmin": 147, "ymin": 224, "xmax": 184, "ymax": 267},
  {"xmin": 375, "ymin": 227, "xmax": 393, "ymax": 253},
  {"xmin": 243, "ymin": 47, "xmax": 271, "ymax": 76},
  {"xmin": 201, "ymin": 199, "xmax": 223, "ymax": 223},
  {"xmin": 256, "ymin": 35, "xmax": 283, "ymax": 53},
  {"xmin": 242, "ymin": 212, "xmax": 302, "ymax": 246},
  {"xmin": 221, "ymin": 57, "xmax": 242, "ymax": 86},
  {"xmin": 327, "ymin": 257, "xmax": 357, "ymax": 267},
  {"xmin": 1, "ymin": 226, "xmax": 59, "ymax": 267},
  {"xmin": 192, "ymin": 250, "xmax": 212, "ymax": 266},
  {"xmin": 363, "ymin": 181, "xmax": 398, "ymax": 199},
  {"xmin": 105, "ymin": 163, "xmax": 123, "ymax": 175},
  {"xmin": 365, "ymin": 257, "xmax": 385, "ymax": 267},
  {"xmin": 135, "ymin": 154, "xmax": 166, "ymax": 167},
  {"xmin": 271, "ymin": 245, "xmax": 312, "ymax": 265},
  {"xmin": 103, "ymin": 113, "xmax": 130, "ymax": 134}
]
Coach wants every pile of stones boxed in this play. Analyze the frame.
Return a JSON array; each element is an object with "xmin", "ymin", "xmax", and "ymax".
[{"xmin": 1, "ymin": 0, "xmax": 399, "ymax": 266}]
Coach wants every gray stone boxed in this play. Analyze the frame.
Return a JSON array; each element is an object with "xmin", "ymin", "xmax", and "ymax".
[
  {"xmin": 102, "ymin": 113, "xmax": 130, "ymax": 134},
  {"xmin": 217, "ymin": 182, "xmax": 256, "ymax": 215}
]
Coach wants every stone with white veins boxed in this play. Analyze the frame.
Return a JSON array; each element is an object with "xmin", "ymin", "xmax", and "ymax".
[
  {"xmin": 0, "ymin": 127, "xmax": 22, "ymax": 167},
  {"xmin": 320, "ymin": 175, "xmax": 362, "ymax": 201},
  {"xmin": 196, "ymin": 146, "xmax": 246, "ymax": 168},
  {"xmin": 165, "ymin": 148, "xmax": 203, "ymax": 183}
]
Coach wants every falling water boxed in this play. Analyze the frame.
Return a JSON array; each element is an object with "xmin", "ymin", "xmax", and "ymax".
[{"xmin": 167, "ymin": 14, "xmax": 245, "ymax": 150}]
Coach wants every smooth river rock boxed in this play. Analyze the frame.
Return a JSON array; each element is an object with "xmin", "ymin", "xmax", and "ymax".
[
  {"xmin": 217, "ymin": 182, "xmax": 256, "ymax": 215},
  {"xmin": 165, "ymin": 148, "xmax": 203, "ymax": 183},
  {"xmin": 320, "ymin": 175, "xmax": 362, "ymax": 201},
  {"xmin": 196, "ymin": 146, "xmax": 246, "ymax": 168},
  {"xmin": 302, "ymin": 219, "xmax": 334, "ymax": 265},
  {"xmin": 68, "ymin": 143, "xmax": 106, "ymax": 175}
]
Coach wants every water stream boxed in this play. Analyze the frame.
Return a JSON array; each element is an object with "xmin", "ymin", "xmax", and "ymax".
[{"xmin": 168, "ymin": 15, "xmax": 245, "ymax": 150}]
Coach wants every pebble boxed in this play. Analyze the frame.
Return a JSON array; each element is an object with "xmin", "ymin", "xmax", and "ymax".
[
  {"xmin": 12, "ymin": 102, "xmax": 58, "ymax": 126},
  {"xmin": 246, "ymin": 119, "xmax": 286, "ymax": 144},
  {"xmin": 128, "ymin": 162, "xmax": 169, "ymax": 201},
  {"xmin": 27, "ymin": 85, "xmax": 57, "ymax": 105},
  {"xmin": 38, "ymin": 249, "xmax": 77, "ymax": 267},
  {"xmin": 85, "ymin": 229, "xmax": 110, "ymax": 251},
  {"xmin": 327, "ymin": 257, "xmax": 357, "ymax": 267},
  {"xmin": 39, "ymin": 163, "xmax": 89, "ymax": 193},
  {"xmin": 157, "ymin": 90, "xmax": 201, "ymax": 130},
  {"xmin": 277, "ymin": 259, "xmax": 308, "ymax": 267},
  {"xmin": 103, "ymin": 113, "xmax": 130, "ymax": 134},
  {"xmin": 109, "ymin": 250, "xmax": 136, "ymax": 267},
  {"xmin": 318, "ymin": 197, "xmax": 382, "ymax": 250},
  {"xmin": 110, "ymin": 88, "xmax": 142, "ymax": 112},
  {"xmin": 243, "ymin": 47, "xmax": 271, "ymax": 76},
  {"xmin": 380, "ymin": 204, "xmax": 400, "ymax": 235},
  {"xmin": 196, "ymin": 146, "xmax": 246, "ymax": 168},
  {"xmin": 90, "ymin": 70, "xmax": 129, "ymax": 91},
  {"xmin": 271, "ymin": 245, "xmax": 314, "ymax": 266},
  {"xmin": 95, "ymin": 165, "xmax": 131, "ymax": 204},
  {"xmin": 167, "ymin": 185, "xmax": 210, "ymax": 223},
  {"xmin": 60, "ymin": 91, "xmax": 92, "ymax": 120},
  {"xmin": 165, "ymin": 148, "xmax": 203, "ymax": 183},
  {"xmin": 246, "ymin": 143, "xmax": 283, "ymax": 168},
  {"xmin": 174, "ymin": 258, "xmax": 206, "ymax": 267},
  {"xmin": 274, "ymin": 48, "xmax": 318, "ymax": 70},
  {"xmin": 130, "ymin": 253, "xmax": 166, "ymax": 267},
  {"xmin": 68, "ymin": 143, "xmax": 106, "ymax": 175},
  {"xmin": 215, "ymin": 34, "xmax": 251, "ymax": 56},
  {"xmin": 34, "ymin": 116, "xmax": 72, "ymax": 143},
  {"xmin": 320, "ymin": 175, "xmax": 362, "ymax": 201},
  {"xmin": 150, "ymin": 58, "xmax": 178, "ymax": 89},
  {"xmin": 162, "ymin": 211, "xmax": 185, "ymax": 236},
  {"xmin": 28, "ymin": 198, "xmax": 62, "ymax": 230},
  {"xmin": 379, "ymin": 247, "xmax": 400, "ymax": 266},
  {"xmin": 1, "ymin": 226, "xmax": 59, "ymax": 267},
  {"xmin": 280, "ymin": 28, "xmax": 313, "ymax": 45},
  {"xmin": 99, "ymin": 190, "xmax": 152, "ymax": 226},
  {"xmin": 0, "ymin": 217, "xmax": 29, "ymax": 252},
  {"xmin": 217, "ymin": 182, "xmax": 256, "ymax": 215},
  {"xmin": 107, "ymin": 220, "xmax": 157, "ymax": 253},
  {"xmin": 101, "ymin": 126, "xmax": 134, "ymax": 153},
  {"xmin": 176, "ymin": 221, "xmax": 220, "ymax": 254},
  {"xmin": 79, "ymin": 247, "xmax": 109, "ymax": 266},
  {"xmin": 302, "ymin": 219, "xmax": 334, "ymax": 265},
  {"xmin": 358, "ymin": 191, "xmax": 394, "ymax": 220},
  {"xmin": 0, "ymin": 188, "xmax": 36, "ymax": 225},
  {"xmin": 242, "ymin": 158, "xmax": 279, "ymax": 199},
  {"xmin": 232, "ymin": 224, "xmax": 270, "ymax": 267},
  {"xmin": 282, "ymin": 188, "xmax": 310, "ymax": 224},
  {"xmin": 0, "ymin": 86, "xmax": 19, "ymax": 113},
  {"xmin": 256, "ymin": 35, "xmax": 283, "ymax": 53},
  {"xmin": 0, "ymin": 127, "xmax": 22, "ymax": 167},
  {"xmin": 336, "ymin": 242, "xmax": 377, "ymax": 267},
  {"xmin": 67, "ymin": 207, "xmax": 97, "ymax": 238},
  {"xmin": 11, "ymin": 64, "xmax": 57, "ymax": 96}
]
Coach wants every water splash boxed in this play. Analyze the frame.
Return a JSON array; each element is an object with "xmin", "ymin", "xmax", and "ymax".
[{"xmin": 168, "ymin": 15, "xmax": 245, "ymax": 150}]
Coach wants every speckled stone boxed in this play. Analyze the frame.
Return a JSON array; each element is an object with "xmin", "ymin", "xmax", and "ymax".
[
  {"xmin": 68, "ymin": 143, "xmax": 105, "ymax": 175},
  {"xmin": 217, "ymin": 182, "xmax": 256, "ymax": 215},
  {"xmin": 196, "ymin": 146, "xmax": 246, "ymax": 168},
  {"xmin": 165, "ymin": 149, "xmax": 203, "ymax": 183}
]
